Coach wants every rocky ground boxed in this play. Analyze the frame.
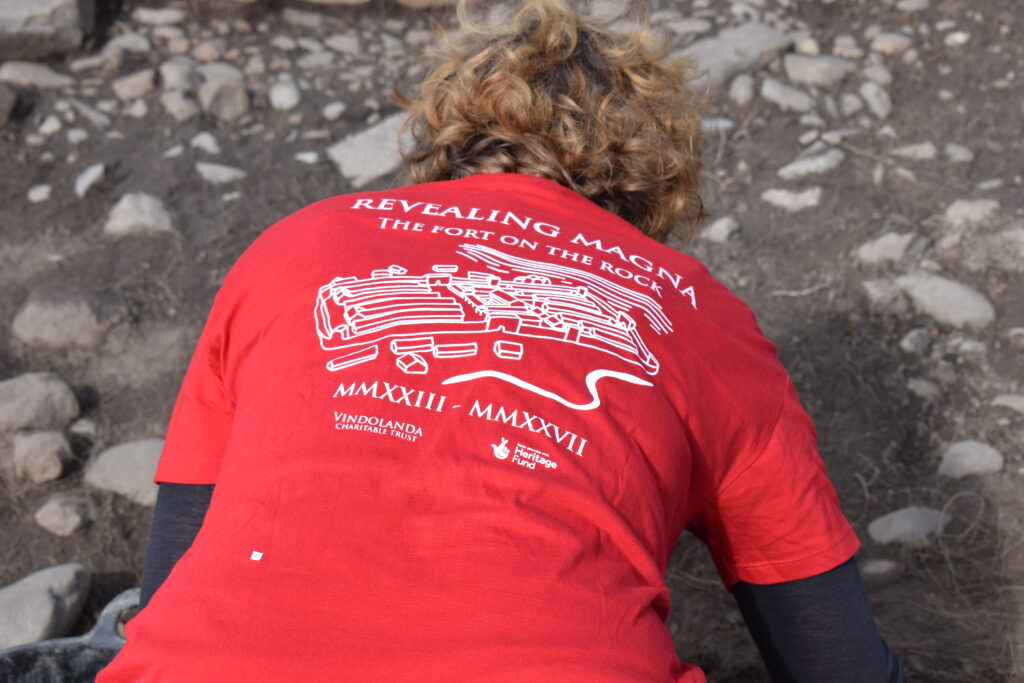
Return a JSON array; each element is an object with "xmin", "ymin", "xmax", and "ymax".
[{"xmin": 0, "ymin": 0, "xmax": 1022, "ymax": 680}]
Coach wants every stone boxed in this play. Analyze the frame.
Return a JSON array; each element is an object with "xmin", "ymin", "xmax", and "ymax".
[
  {"xmin": 112, "ymin": 68, "xmax": 155, "ymax": 101},
  {"xmin": 131, "ymin": 7, "xmax": 186, "ymax": 24},
  {"xmin": 159, "ymin": 58, "xmax": 200, "ymax": 91},
  {"xmin": 897, "ymin": 0, "xmax": 929, "ymax": 10},
  {"xmin": 783, "ymin": 54, "xmax": 856, "ymax": 87},
  {"xmin": 294, "ymin": 151, "xmax": 319, "ymax": 164},
  {"xmin": 761, "ymin": 187, "xmax": 822, "ymax": 212},
  {"xmin": 192, "ymin": 39, "xmax": 226, "ymax": 63},
  {"xmin": 666, "ymin": 19, "xmax": 712, "ymax": 36},
  {"xmin": 160, "ymin": 91, "xmax": 198, "ymax": 122},
  {"xmin": 760, "ymin": 78, "xmax": 815, "ymax": 113},
  {"xmin": 66, "ymin": 127, "xmax": 88, "ymax": 144},
  {"xmin": 943, "ymin": 143, "xmax": 973, "ymax": 163},
  {"xmin": 34, "ymin": 494, "xmax": 91, "ymax": 536},
  {"xmin": 944, "ymin": 199, "xmax": 999, "ymax": 229},
  {"xmin": 938, "ymin": 440, "xmax": 1004, "ymax": 479},
  {"xmin": 907, "ymin": 377, "xmax": 941, "ymax": 400},
  {"xmin": 27, "ymin": 184, "xmax": 51, "ymax": 203},
  {"xmin": 322, "ymin": 101, "xmax": 347, "ymax": 121},
  {"xmin": 11, "ymin": 430, "xmax": 73, "ymax": 483},
  {"xmin": 860, "ymin": 82, "xmax": 892, "ymax": 119},
  {"xmin": 124, "ymin": 98, "xmax": 148, "ymax": 118},
  {"xmin": 679, "ymin": 23, "xmax": 791, "ymax": 92},
  {"xmin": 728, "ymin": 74, "xmax": 755, "ymax": 107},
  {"xmin": 870, "ymin": 32, "xmax": 913, "ymax": 55},
  {"xmin": 68, "ymin": 418, "xmax": 96, "ymax": 438},
  {"xmin": 895, "ymin": 273, "xmax": 995, "ymax": 330},
  {"xmin": 69, "ymin": 97, "xmax": 110, "ymax": 128},
  {"xmin": 700, "ymin": 216, "xmax": 740, "ymax": 243},
  {"xmin": 85, "ymin": 438, "xmax": 162, "ymax": 505},
  {"xmin": 701, "ymin": 118, "xmax": 735, "ymax": 134},
  {"xmin": 898, "ymin": 327, "xmax": 932, "ymax": 355},
  {"xmin": 296, "ymin": 37, "xmax": 324, "ymax": 52},
  {"xmin": 0, "ymin": 61, "xmax": 73, "ymax": 89},
  {"xmin": 868, "ymin": 507, "xmax": 943, "ymax": 546},
  {"xmin": 892, "ymin": 142, "xmax": 937, "ymax": 161},
  {"xmin": 297, "ymin": 51, "xmax": 334, "ymax": 71},
  {"xmin": 243, "ymin": 55, "xmax": 266, "ymax": 77},
  {"xmin": 944, "ymin": 31, "xmax": 970, "ymax": 47},
  {"xmin": 196, "ymin": 162, "xmax": 247, "ymax": 184},
  {"xmin": 0, "ymin": 0, "xmax": 93, "ymax": 60},
  {"xmin": 12, "ymin": 282, "xmax": 121, "ymax": 350},
  {"xmin": 0, "ymin": 84, "xmax": 17, "ymax": 127},
  {"xmin": 962, "ymin": 227, "xmax": 1024, "ymax": 273},
  {"xmin": 271, "ymin": 35, "xmax": 297, "ymax": 51},
  {"xmin": 197, "ymin": 62, "xmax": 249, "ymax": 122},
  {"xmin": 860, "ymin": 558, "xmax": 900, "ymax": 579},
  {"xmin": 799, "ymin": 130, "xmax": 819, "ymax": 145},
  {"xmin": 38, "ymin": 114, "xmax": 61, "ymax": 135},
  {"xmin": 777, "ymin": 149, "xmax": 845, "ymax": 180},
  {"xmin": 0, "ymin": 373, "xmax": 78, "ymax": 433},
  {"xmin": 268, "ymin": 80, "xmax": 301, "ymax": 110},
  {"xmin": 839, "ymin": 93, "xmax": 863, "ymax": 116},
  {"xmin": 832, "ymin": 35, "xmax": 864, "ymax": 59},
  {"xmin": 395, "ymin": 0, "xmax": 457, "ymax": 6},
  {"xmin": 102, "ymin": 32, "xmax": 150, "ymax": 56},
  {"xmin": 862, "ymin": 64, "xmax": 893, "ymax": 86},
  {"xmin": 856, "ymin": 232, "xmax": 915, "ymax": 264},
  {"xmin": 190, "ymin": 131, "xmax": 221, "ymax": 154},
  {"xmin": 0, "ymin": 564, "xmax": 90, "ymax": 648},
  {"xmin": 862, "ymin": 279, "xmax": 908, "ymax": 313},
  {"xmin": 992, "ymin": 395, "xmax": 1024, "ymax": 415},
  {"xmin": 327, "ymin": 112, "xmax": 408, "ymax": 189},
  {"xmin": 104, "ymin": 193, "xmax": 175, "ymax": 236}
]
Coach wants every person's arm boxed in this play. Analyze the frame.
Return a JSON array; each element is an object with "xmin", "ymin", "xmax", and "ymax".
[
  {"xmin": 731, "ymin": 557, "xmax": 904, "ymax": 683},
  {"xmin": 139, "ymin": 482, "xmax": 214, "ymax": 609}
]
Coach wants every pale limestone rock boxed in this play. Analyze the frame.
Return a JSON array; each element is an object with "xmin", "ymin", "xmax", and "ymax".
[
  {"xmin": 84, "ymin": 439, "xmax": 162, "ymax": 506},
  {"xmin": 783, "ymin": 54, "xmax": 856, "ymax": 87},
  {"xmin": 895, "ymin": 273, "xmax": 995, "ymax": 330},
  {"xmin": 12, "ymin": 430, "xmax": 73, "ymax": 483},
  {"xmin": 0, "ymin": 373, "xmax": 78, "ymax": 433},
  {"xmin": 326, "ymin": 112, "xmax": 408, "ymax": 189},
  {"xmin": 104, "ymin": 193, "xmax": 175, "ymax": 236},
  {"xmin": 0, "ymin": 564, "xmax": 90, "ymax": 648},
  {"xmin": 196, "ymin": 162, "xmax": 246, "ymax": 184},
  {"xmin": 856, "ymin": 232, "xmax": 915, "ymax": 264},
  {"xmin": 944, "ymin": 199, "xmax": 999, "ymax": 229},
  {"xmin": 680, "ymin": 23, "xmax": 791, "ymax": 92},
  {"xmin": 868, "ymin": 507, "xmax": 943, "ymax": 546},
  {"xmin": 777, "ymin": 149, "xmax": 845, "ymax": 180},
  {"xmin": 761, "ymin": 187, "xmax": 822, "ymax": 211},
  {"xmin": 0, "ymin": 61, "xmax": 73, "ymax": 88},
  {"xmin": 760, "ymin": 77, "xmax": 815, "ymax": 112},
  {"xmin": 938, "ymin": 440, "xmax": 1004, "ymax": 479}
]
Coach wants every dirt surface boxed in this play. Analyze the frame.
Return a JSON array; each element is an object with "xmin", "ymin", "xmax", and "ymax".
[{"xmin": 1, "ymin": 0, "xmax": 1022, "ymax": 680}]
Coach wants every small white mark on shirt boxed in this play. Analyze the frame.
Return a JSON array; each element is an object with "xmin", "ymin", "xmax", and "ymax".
[{"xmin": 250, "ymin": 551, "xmax": 264, "ymax": 561}]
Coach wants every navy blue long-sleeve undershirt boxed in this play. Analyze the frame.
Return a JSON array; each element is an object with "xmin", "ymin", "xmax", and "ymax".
[{"xmin": 141, "ymin": 483, "xmax": 903, "ymax": 682}]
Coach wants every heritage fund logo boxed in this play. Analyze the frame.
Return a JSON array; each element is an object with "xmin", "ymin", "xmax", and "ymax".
[
  {"xmin": 489, "ymin": 436, "xmax": 558, "ymax": 471},
  {"xmin": 491, "ymin": 437, "xmax": 511, "ymax": 460}
]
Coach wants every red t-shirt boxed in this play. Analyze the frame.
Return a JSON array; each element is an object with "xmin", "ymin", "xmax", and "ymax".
[{"xmin": 99, "ymin": 173, "xmax": 858, "ymax": 682}]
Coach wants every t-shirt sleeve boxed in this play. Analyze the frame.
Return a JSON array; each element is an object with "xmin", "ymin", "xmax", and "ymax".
[
  {"xmin": 687, "ymin": 380, "xmax": 861, "ymax": 589},
  {"xmin": 153, "ymin": 291, "xmax": 235, "ymax": 485}
]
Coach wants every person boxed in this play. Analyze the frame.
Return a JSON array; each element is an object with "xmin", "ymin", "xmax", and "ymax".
[{"xmin": 98, "ymin": 1, "xmax": 904, "ymax": 681}]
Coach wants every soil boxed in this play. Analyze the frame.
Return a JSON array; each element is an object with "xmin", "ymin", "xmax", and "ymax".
[{"xmin": 0, "ymin": 0, "xmax": 1022, "ymax": 680}]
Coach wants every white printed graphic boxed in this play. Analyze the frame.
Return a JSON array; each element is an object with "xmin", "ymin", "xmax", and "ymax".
[
  {"xmin": 314, "ymin": 244, "xmax": 671, "ymax": 409},
  {"xmin": 444, "ymin": 368, "xmax": 652, "ymax": 411},
  {"xmin": 491, "ymin": 437, "xmax": 511, "ymax": 460}
]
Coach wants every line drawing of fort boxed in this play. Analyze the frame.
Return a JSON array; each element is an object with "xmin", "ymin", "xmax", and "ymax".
[{"xmin": 313, "ymin": 243, "xmax": 672, "ymax": 383}]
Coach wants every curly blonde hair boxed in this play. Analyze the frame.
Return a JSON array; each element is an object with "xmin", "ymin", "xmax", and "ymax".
[{"xmin": 396, "ymin": 0, "xmax": 705, "ymax": 242}]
